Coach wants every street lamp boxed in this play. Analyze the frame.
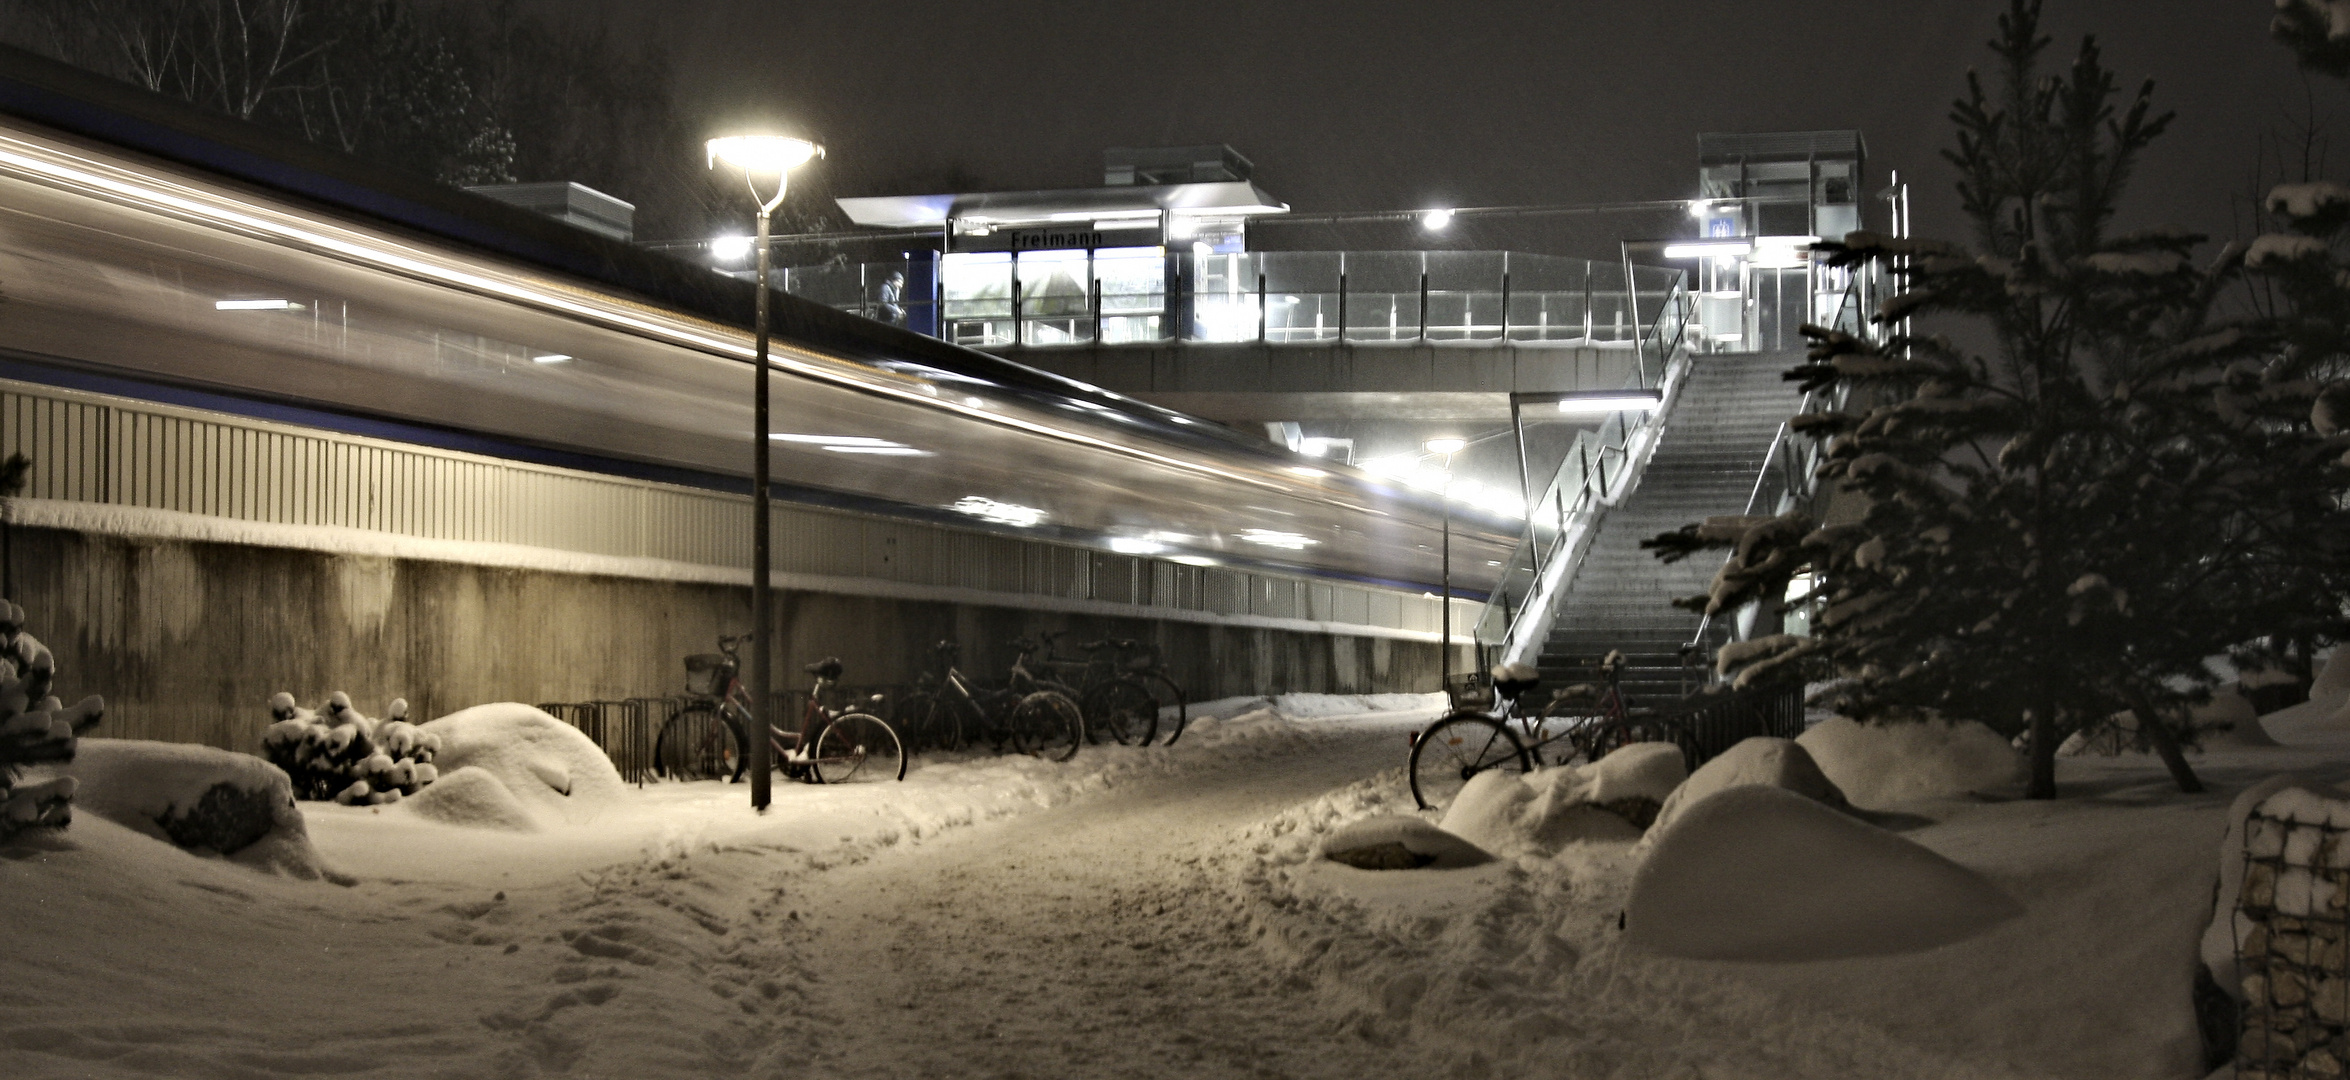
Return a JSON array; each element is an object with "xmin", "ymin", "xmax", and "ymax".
[
  {"xmin": 708, "ymin": 132, "xmax": 822, "ymax": 812},
  {"xmin": 1423, "ymin": 437, "xmax": 1467, "ymax": 698}
]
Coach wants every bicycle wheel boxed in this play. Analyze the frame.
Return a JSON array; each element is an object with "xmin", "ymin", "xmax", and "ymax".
[
  {"xmin": 1141, "ymin": 672, "xmax": 1189, "ymax": 746},
  {"xmin": 813, "ymin": 712, "xmax": 906, "ymax": 783},
  {"xmin": 1011, "ymin": 690, "xmax": 1084, "ymax": 762},
  {"xmin": 1081, "ymin": 678, "xmax": 1158, "ymax": 746},
  {"xmin": 654, "ymin": 705, "xmax": 743, "ymax": 782},
  {"xmin": 1408, "ymin": 713, "xmax": 1530, "ymax": 812}
]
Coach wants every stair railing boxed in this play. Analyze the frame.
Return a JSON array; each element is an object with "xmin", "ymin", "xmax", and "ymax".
[{"xmin": 1478, "ymin": 274, "xmax": 1695, "ymax": 665}]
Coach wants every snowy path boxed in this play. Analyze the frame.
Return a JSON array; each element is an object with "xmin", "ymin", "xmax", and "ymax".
[{"xmin": 790, "ymin": 722, "xmax": 1412, "ymax": 1079}]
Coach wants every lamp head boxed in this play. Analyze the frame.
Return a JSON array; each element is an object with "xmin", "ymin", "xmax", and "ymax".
[{"xmin": 706, "ymin": 135, "xmax": 823, "ymax": 176}]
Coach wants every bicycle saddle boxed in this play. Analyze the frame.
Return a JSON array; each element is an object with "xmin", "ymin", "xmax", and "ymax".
[{"xmin": 803, "ymin": 657, "xmax": 844, "ymax": 681}]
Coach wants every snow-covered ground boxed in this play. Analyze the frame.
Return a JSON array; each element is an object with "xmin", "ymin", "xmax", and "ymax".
[{"xmin": 3, "ymin": 689, "xmax": 2342, "ymax": 1078}]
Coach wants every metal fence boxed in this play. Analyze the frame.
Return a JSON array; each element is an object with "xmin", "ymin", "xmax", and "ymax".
[
  {"xmin": 1657, "ymin": 681, "xmax": 1809, "ymax": 769},
  {"xmin": 2234, "ymin": 806, "xmax": 2350, "ymax": 1077},
  {"xmin": 536, "ymin": 699, "xmax": 665, "ymax": 786}
]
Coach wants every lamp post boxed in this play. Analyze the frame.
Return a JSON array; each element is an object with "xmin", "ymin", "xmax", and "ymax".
[
  {"xmin": 708, "ymin": 133, "xmax": 822, "ymax": 812},
  {"xmin": 1423, "ymin": 437, "xmax": 1467, "ymax": 700}
]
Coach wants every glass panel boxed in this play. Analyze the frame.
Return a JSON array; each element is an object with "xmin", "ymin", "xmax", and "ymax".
[
  {"xmin": 1340, "ymin": 252, "xmax": 1423, "ymax": 343},
  {"xmin": 1189, "ymin": 252, "xmax": 1261, "ymax": 343},
  {"xmin": 1093, "ymin": 246, "xmax": 1165, "ymax": 344},
  {"xmin": 1500, "ymin": 253, "xmax": 1584, "ymax": 344},
  {"xmin": 1423, "ymin": 251, "xmax": 1504, "ymax": 342},
  {"xmin": 941, "ymin": 252, "xmax": 1013, "ymax": 348},
  {"xmin": 1260, "ymin": 251, "xmax": 1340, "ymax": 344},
  {"xmin": 1015, "ymin": 249, "xmax": 1093, "ymax": 346}
]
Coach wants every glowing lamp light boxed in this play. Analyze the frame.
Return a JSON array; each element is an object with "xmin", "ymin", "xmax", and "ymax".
[
  {"xmin": 1422, "ymin": 438, "xmax": 1467, "ymax": 455},
  {"xmin": 1421, "ymin": 208, "xmax": 1455, "ymax": 231},
  {"xmin": 530, "ymin": 353, "xmax": 572, "ymax": 364},
  {"xmin": 705, "ymin": 135, "xmax": 822, "ymax": 175},
  {"xmin": 709, "ymin": 235, "xmax": 752, "ymax": 262}
]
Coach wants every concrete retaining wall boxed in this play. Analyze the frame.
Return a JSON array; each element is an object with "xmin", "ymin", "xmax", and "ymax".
[{"xmin": 6, "ymin": 525, "xmax": 1462, "ymax": 753}]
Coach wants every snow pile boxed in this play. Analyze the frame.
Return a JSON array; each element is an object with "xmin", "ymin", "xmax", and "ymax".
[
  {"xmin": 1648, "ymin": 736, "xmax": 1846, "ymax": 836},
  {"xmin": 259, "ymin": 691, "xmax": 440, "ymax": 805},
  {"xmin": 2194, "ymin": 689, "xmax": 2280, "ymax": 748},
  {"xmin": 48, "ymin": 738, "xmax": 342, "ymax": 881},
  {"xmin": 1272, "ymin": 692, "xmax": 1445, "ymax": 718},
  {"xmin": 405, "ymin": 764, "xmax": 540, "ymax": 832},
  {"xmin": 1797, "ymin": 716, "xmax": 2025, "ymax": 808},
  {"xmin": 1437, "ymin": 742, "xmax": 1687, "ymax": 856},
  {"xmin": 1320, "ymin": 814, "xmax": 1491, "ymax": 869},
  {"xmin": 1627, "ymin": 785, "xmax": 2022, "ymax": 960},
  {"xmin": 414, "ymin": 703, "xmax": 627, "ymax": 828},
  {"xmin": 2260, "ymin": 650, "xmax": 2350, "ymax": 743}
]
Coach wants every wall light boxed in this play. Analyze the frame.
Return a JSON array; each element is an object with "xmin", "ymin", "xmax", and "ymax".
[{"xmin": 1421, "ymin": 208, "xmax": 1455, "ymax": 231}]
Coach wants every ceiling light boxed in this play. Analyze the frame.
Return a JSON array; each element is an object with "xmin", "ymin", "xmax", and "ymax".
[
  {"xmin": 1423, "ymin": 438, "xmax": 1467, "ymax": 455},
  {"xmin": 215, "ymin": 298, "xmax": 297, "ymax": 310},
  {"xmin": 1285, "ymin": 466, "xmax": 1328, "ymax": 478},
  {"xmin": 531, "ymin": 353, "xmax": 572, "ymax": 364},
  {"xmin": 1555, "ymin": 393, "xmax": 1664, "ymax": 414},
  {"xmin": 1662, "ymin": 240, "xmax": 1754, "ymax": 259},
  {"xmin": 824, "ymin": 446, "xmax": 930, "ymax": 456},
  {"xmin": 773, "ymin": 434, "xmax": 895, "ymax": 445},
  {"xmin": 1422, "ymin": 208, "xmax": 1454, "ymax": 231},
  {"xmin": 1108, "ymin": 537, "xmax": 1167, "ymax": 555}
]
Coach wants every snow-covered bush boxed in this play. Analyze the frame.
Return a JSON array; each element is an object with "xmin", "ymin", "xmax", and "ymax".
[
  {"xmin": 0, "ymin": 599, "xmax": 103, "ymax": 840},
  {"xmin": 259, "ymin": 691, "xmax": 438, "ymax": 806}
]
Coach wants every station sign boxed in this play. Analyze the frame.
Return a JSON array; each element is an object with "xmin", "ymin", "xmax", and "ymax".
[{"xmin": 950, "ymin": 222, "xmax": 1164, "ymax": 253}]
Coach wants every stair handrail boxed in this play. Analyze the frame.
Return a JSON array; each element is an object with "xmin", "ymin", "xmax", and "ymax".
[{"xmin": 1477, "ymin": 275, "xmax": 1695, "ymax": 663}]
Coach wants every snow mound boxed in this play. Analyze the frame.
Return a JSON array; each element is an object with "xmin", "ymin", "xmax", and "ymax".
[
  {"xmin": 2316, "ymin": 648, "xmax": 2350, "ymax": 713},
  {"xmin": 2195, "ymin": 690, "xmax": 2279, "ymax": 748},
  {"xmin": 1437, "ymin": 760, "xmax": 1651, "ymax": 857},
  {"xmin": 2260, "ymin": 655, "xmax": 2350, "ymax": 743},
  {"xmin": 1273, "ymin": 692, "xmax": 1445, "ymax": 718},
  {"xmin": 1320, "ymin": 815, "xmax": 1491, "ymax": 870},
  {"xmin": 1584, "ymin": 742, "xmax": 1687, "ymax": 805},
  {"xmin": 418, "ymin": 704, "xmax": 626, "ymax": 826},
  {"xmin": 1628, "ymin": 785, "xmax": 2022, "ymax": 961},
  {"xmin": 1797, "ymin": 717, "xmax": 2025, "ymax": 808},
  {"xmin": 403, "ymin": 765, "xmax": 540, "ymax": 832},
  {"xmin": 45, "ymin": 738, "xmax": 342, "ymax": 881},
  {"xmin": 1649, "ymin": 736, "xmax": 1845, "ymax": 836}
]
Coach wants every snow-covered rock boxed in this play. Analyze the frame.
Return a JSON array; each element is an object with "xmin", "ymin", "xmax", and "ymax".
[
  {"xmin": 1320, "ymin": 815, "xmax": 1491, "ymax": 870},
  {"xmin": 1627, "ymin": 784, "xmax": 2022, "ymax": 961},
  {"xmin": 2203, "ymin": 774, "xmax": 2331, "ymax": 997},
  {"xmin": 419, "ymin": 704, "xmax": 626, "ymax": 826},
  {"xmin": 1796, "ymin": 717, "xmax": 2025, "ymax": 808},
  {"xmin": 1648, "ymin": 736, "xmax": 1846, "ymax": 836},
  {"xmin": 403, "ymin": 765, "xmax": 540, "ymax": 832},
  {"xmin": 45, "ymin": 738, "xmax": 342, "ymax": 881}
]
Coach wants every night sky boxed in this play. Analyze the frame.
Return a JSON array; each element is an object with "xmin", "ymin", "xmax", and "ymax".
[{"xmin": 583, "ymin": 1, "xmax": 2311, "ymax": 250}]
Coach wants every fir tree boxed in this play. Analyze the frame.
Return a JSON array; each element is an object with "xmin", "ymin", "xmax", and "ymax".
[{"xmin": 1646, "ymin": 0, "xmax": 2350, "ymax": 799}]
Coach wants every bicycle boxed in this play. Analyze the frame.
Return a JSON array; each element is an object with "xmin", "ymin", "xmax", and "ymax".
[
  {"xmin": 895, "ymin": 640, "xmax": 1085, "ymax": 762},
  {"xmin": 1407, "ymin": 655, "xmax": 1692, "ymax": 811},
  {"xmin": 653, "ymin": 634, "xmax": 906, "ymax": 784},
  {"xmin": 1032, "ymin": 630, "xmax": 1189, "ymax": 746}
]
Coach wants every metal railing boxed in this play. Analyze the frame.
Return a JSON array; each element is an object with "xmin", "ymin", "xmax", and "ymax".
[
  {"xmin": 777, "ymin": 251, "xmax": 1685, "ymax": 352},
  {"xmin": 1474, "ymin": 280, "xmax": 1696, "ymax": 661}
]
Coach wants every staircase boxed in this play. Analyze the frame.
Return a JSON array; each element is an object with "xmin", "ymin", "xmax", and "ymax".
[{"xmin": 1536, "ymin": 351, "xmax": 1802, "ymax": 703}]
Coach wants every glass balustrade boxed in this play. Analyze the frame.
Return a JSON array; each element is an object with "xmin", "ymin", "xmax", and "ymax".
[{"xmin": 778, "ymin": 249, "xmax": 1688, "ymax": 353}]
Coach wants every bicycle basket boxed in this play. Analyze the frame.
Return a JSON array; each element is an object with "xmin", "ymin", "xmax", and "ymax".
[{"xmin": 683, "ymin": 653, "xmax": 734, "ymax": 696}]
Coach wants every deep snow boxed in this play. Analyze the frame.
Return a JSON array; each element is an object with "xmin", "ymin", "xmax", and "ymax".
[{"xmin": 0, "ymin": 688, "xmax": 2338, "ymax": 1078}]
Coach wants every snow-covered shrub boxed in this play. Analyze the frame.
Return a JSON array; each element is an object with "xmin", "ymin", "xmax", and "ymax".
[
  {"xmin": 259, "ymin": 691, "xmax": 438, "ymax": 805},
  {"xmin": 56, "ymin": 739, "xmax": 343, "ymax": 881},
  {"xmin": 0, "ymin": 599, "xmax": 104, "ymax": 840},
  {"xmin": 416, "ymin": 703, "xmax": 626, "ymax": 827}
]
